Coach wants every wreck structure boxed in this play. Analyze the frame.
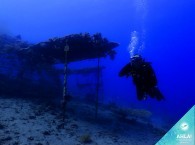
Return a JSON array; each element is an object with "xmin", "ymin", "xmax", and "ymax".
[{"xmin": 0, "ymin": 33, "xmax": 119, "ymax": 104}]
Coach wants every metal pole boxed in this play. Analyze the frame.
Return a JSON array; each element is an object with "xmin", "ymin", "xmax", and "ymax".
[
  {"xmin": 61, "ymin": 44, "xmax": 69, "ymax": 123},
  {"xmin": 95, "ymin": 53, "xmax": 100, "ymax": 119}
]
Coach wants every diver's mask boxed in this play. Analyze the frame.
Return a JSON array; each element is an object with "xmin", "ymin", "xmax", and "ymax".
[{"xmin": 130, "ymin": 55, "xmax": 145, "ymax": 69}]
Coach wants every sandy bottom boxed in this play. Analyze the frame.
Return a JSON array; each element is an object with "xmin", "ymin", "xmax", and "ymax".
[{"xmin": 0, "ymin": 97, "xmax": 165, "ymax": 145}]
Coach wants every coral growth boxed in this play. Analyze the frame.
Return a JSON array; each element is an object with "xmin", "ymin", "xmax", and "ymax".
[{"xmin": 79, "ymin": 134, "xmax": 92, "ymax": 144}]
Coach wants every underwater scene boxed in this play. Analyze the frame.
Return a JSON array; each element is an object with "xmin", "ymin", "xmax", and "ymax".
[{"xmin": 0, "ymin": 0, "xmax": 194, "ymax": 145}]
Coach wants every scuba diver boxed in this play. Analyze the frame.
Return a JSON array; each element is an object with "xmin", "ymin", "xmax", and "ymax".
[{"xmin": 119, "ymin": 55, "xmax": 164, "ymax": 101}]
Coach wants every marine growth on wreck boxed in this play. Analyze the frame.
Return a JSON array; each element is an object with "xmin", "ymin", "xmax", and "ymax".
[{"xmin": 0, "ymin": 33, "xmax": 118, "ymax": 101}]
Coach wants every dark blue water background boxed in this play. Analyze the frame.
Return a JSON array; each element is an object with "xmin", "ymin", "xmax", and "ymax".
[{"xmin": 0, "ymin": 0, "xmax": 194, "ymax": 128}]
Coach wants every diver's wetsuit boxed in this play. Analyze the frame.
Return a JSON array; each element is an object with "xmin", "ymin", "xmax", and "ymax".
[{"xmin": 119, "ymin": 55, "xmax": 164, "ymax": 101}]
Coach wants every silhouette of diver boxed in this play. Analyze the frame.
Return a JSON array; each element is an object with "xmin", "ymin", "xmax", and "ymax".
[{"xmin": 119, "ymin": 55, "xmax": 164, "ymax": 101}]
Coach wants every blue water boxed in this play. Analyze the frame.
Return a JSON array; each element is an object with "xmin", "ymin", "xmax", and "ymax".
[{"xmin": 0, "ymin": 0, "xmax": 194, "ymax": 128}]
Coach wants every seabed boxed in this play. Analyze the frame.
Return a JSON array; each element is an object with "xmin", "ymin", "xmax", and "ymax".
[{"xmin": 0, "ymin": 97, "xmax": 165, "ymax": 145}]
